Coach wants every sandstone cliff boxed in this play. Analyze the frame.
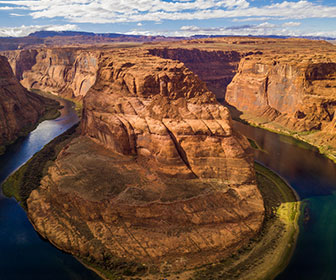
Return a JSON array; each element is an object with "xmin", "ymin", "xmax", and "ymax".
[
  {"xmin": 2, "ymin": 48, "xmax": 99, "ymax": 100},
  {"xmin": 147, "ymin": 38, "xmax": 336, "ymax": 161},
  {"xmin": 225, "ymin": 53, "xmax": 336, "ymax": 159},
  {"xmin": 148, "ymin": 48, "xmax": 241, "ymax": 101},
  {"xmin": 26, "ymin": 49, "xmax": 264, "ymax": 275},
  {"xmin": 0, "ymin": 55, "xmax": 50, "ymax": 154},
  {"xmin": 226, "ymin": 55, "xmax": 336, "ymax": 130}
]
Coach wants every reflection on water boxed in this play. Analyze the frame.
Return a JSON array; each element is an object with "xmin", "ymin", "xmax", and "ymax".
[
  {"xmin": 0, "ymin": 99, "xmax": 99, "ymax": 280},
  {"xmin": 1, "ymin": 102, "xmax": 335, "ymax": 279},
  {"xmin": 233, "ymin": 121, "xmax": 336, "ymax": 280}
]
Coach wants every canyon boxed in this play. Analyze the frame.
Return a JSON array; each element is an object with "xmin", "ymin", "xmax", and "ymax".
[
  {"xmin": 0, "ymin": 54, "xmax": 58, "ymax": 155},
  {"xmin": 1, "ymin": 36, "xmax": 335, "ymax": 279},
  {"xmin": 3, "ymin": 48, "xmax": 99, "ymax": 100},
  {"xmin": 147, "ymin": 38, "xmax": 336, "ymax": 161},
  {"xmin": 25, "ymin": 49, "xmax": 264, "ymax": 275}
]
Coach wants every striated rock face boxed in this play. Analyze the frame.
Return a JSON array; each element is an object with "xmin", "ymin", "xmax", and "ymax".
[
  {"xmin": 3, "ymin": 48, "xmax": 99, "ymax": 100},
  {"xmin": 148, "ymin": 48, "xmax": 241, "ymax": 101},
  {"xmin": 226, "ymin": 56, "xmax": 336, "ymax": 132},
  {"xmin": 27, "ymin": 49, "xmax": 264, "ymax": 272},
  {"xmin": 0, "ymin": 55, "xmax": 47, "ymax": 153},
  {"xmin": 147, "ymin": 38, "xmax": 336, "ymax": 159}
]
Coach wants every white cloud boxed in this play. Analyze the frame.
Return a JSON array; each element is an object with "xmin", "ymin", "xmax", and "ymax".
[
  {"xmin": 232, "ymin": 17, "xmax": 272, "ymax": 22},
  {"xmin": 137, "ymin": 22, "xmax": 143, "ymax": 26},
  {"xmin": 0, "ymin": 5, "xmax": 24, "ymax": 10},
  {"xmin": 128, "ymin": 21, "xmax": 332, "ymax": 37},
  {"xmin": 10, "ymin": 13, "xmax": 25, "ymax": 16},
  {"xmin": 0, "ymin": 24, "xmax": 78, "ymax": 37},
  {"xmin": 0, "ymin": 0, "xmax": 335, "ymax": 24},
  {"xmin": 305, "ymin": 30, "xmax": 336, "ymax": 38},
  {"xmin": 258, "ymin": 22, "xmax": 276, "ymax": 28},
  {"xmin": 282, "ymin": 21, "xmax": 301, "ymax": 27}
]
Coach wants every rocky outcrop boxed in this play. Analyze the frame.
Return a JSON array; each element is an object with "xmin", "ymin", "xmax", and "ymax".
[
  {"xmin": 0, "ymin": 55, "xmax": 49, "ymax": 154},
  {"xmin": 148, "ymin": 48, "xmax": 241, "ymax": 101},
  {"xmin": 3, "ymin": 48, "xmax": 99, "ymax": 100},
  {"xmin": 225, "ymin": 51, "xmax": 336, "ymax": 160},
  {"xmin": 26, "ymin": 49, "xmax": 264, "ymax": 274},
  {"xmin": 226, "ymin": 56, "xmax": 336, "ymax": 131},
  {"xmin": 147, "ymin": 38, "xmax": 336, "ymax": 160}
]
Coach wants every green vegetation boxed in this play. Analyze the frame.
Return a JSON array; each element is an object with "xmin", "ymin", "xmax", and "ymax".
[
  {"xmin": 247, "ymin": 138, "xmax": 268, "ymax": 154},
  {"xmin": 80, "ymin": 257, "xmax": 147, "ymax": 280},
  {"xmin": 31, "ymin": 88, "xmax": 83, "ymax": 117},
  {"xmin": 2, "ymin": 98, "xmax": 300, "ymax": 280},
  {"xmin": 189, "ymin": 162, "xmax": 300, "ymax": 280},
  {"xmin": 0, "ymin": 90, "xmax": 62, "ymax": 156},
  {"xmin": 73, "ymin": 100, "xmax": 83, "ymax": 117},
  {"xmin": 248, "ymin": 138, "xmax": 259, "ymax": 149},
  {"xmin": 28, "ymin": 89, "xmax": 63, "ymax": 123},
  {"xmin": 278, "ymin": 135, "xmax": 317, "ymax": 151},
  {"xmin": 2, "ymin": 124, "xmax": 79, "ymax": 208},
  {"xmin": 232, "ymin": 111, "xmax": 336, "ymax": 164},
  {"xmin": 0, "ymin": 145, "xmax": 5, "ymax": 156},
  {"xmin": 4, "ymin": 138, "xmax": 299, "ymax": 280}
]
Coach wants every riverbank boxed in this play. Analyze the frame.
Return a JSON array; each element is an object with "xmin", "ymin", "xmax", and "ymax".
[
  {"xmin": 30, "ymin": 89, "xmax": 83, "ymax": 117},
  {"xmin": 2, "ymin": 123, "xmax": 79, "ymax": 207},
  {"xmin": 233, "ymin": 112, "xmax": 336, "ymax": 164},
  {"xmin": 163, "ymin": 163, "xmax": 300, "ymax": 280},
  {"xmin": 71, "ymin": 163, "xmax": 301, "ymax": 280},
  {"xmin": 2, "ymin": 124, "xmax": 300, "ymax": 280},
  {"xmin": 0, "ymin": 90, "xmax": 62, "ymax": 156}
]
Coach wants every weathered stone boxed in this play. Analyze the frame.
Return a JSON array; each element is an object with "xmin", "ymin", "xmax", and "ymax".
[
  {"xmin": 3, "ymin": 48, "xmax": 99, "ymax": 100},
  {"xmin": 27, "ymin": 49, "xmax": 264, "ymax": 272},
  {"xmin": 0, "ymin": 55, "xmax": 47, "ymax": 151}
]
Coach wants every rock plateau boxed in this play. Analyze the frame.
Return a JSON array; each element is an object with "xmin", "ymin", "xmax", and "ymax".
[
  {"xmin": 5, "ymin": 36, "xmax": 335, "ymax": 277},
  {"xmin": 26, "ymin": 49, "xmax": 264, "ymax": 274}
]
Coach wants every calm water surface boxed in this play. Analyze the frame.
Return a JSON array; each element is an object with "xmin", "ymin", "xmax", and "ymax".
[
  {"xmin": 1, "ymin": 101, "xmax": 335, "ymax": 279},
  {"xmin": 233, "ymin": 121, "xmax": 336, "ymax": 280},
  {"xmin": 0, "ymin": 99, "xmax": 100, "ymax": 280}
]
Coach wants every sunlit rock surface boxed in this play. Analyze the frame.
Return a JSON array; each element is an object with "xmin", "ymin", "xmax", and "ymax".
[{"xmin": 27, "ymin": 49, "xmax": 264, "ymax": 271}]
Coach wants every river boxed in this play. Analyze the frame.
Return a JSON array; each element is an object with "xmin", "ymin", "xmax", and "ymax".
[
  {"xmin": 233, "ymin": 121, "xmax": 336, "ymax": 280},
  {"xmin": 1, "ymin": 100, "xmax": 336, "ymax": 279},
  {"xmin": 0, "ymin": 99, "xmax": 100, "ymax": 280}
]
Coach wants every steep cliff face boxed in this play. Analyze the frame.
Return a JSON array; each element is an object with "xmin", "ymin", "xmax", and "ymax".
[
  {"xmin": 3, "ymin": 48, "xmax": 99, "ymax": 100},
  {"xmin": 27, "ymin": 49, "xmax": 264, "ymax": 273},
  {"xmin": 147, "ymin": 39, "xmax": 336, "ymax": 160},
  {"xmin": 148, "ymin": 48, "xmax": 241, "ymax": 101},
  {"xmin": 0, "ymin": 55, "xmax": 48, "ymax": 154},
  {"xmin": 225, "ymin": 53, "xmax": 336, "ymax": 159},
  {"xmin": 226, "ymin": 56, "xmax": 336, "ymax": 130}
]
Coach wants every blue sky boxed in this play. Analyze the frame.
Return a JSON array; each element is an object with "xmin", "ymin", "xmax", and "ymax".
[{"xmin": 0, "ymin": 0, "xmax": 335, "ymax": 37}]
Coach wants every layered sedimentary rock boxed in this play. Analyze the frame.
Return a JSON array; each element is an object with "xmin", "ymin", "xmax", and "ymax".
[
  {"xmin": 226, "ymin": 55, "xmax": 336, "ymax": 131},
  {"xmin": 27, "ymin": 49, "xmax": 264, "ymax": 273},
  {"xmin": 0, "ymin": 55, "xmax": 48, "ymax": 154},
  {"xmin": 147, "ymin": 38, "xmax": 336, "ymax": 160},
  {"xmin": 148, "ymin": 48, "xmax": 241, "ymax": 101},
  {"xmin": 3, "ymin": 48, "xmax": 99, "ymax": 100},
  {"xmin": 225, "ymin": 52, "xmax": 336, "ymax": 159}
]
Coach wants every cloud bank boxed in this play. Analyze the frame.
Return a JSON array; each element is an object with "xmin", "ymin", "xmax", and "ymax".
[
  {"xmin": 1, "ymin": 0, "xmax": 336, "ymax": 24},
  {"xmin": 127, "ymin": 21, "xmax": 336, "ymax": 38},
  {"xmin": 0, "ymin": 24, "xmax": 78, "ymax": 37}
]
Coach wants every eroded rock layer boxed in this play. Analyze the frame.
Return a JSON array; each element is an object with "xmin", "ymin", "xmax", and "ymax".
[
  {"xmin": 226, "ymin": 55, "xmax": 336, "ymax": 131},
  {"xmin": 3, "ymin": 48, "xmax": 99, "ymax": 100},
  {"xmin": 0, "ymin": 55, "xmax": 47, "ymax": 153},
  {"xmin": 147, "ymin": 38, "xmax": 336, "ymax": 160},
  {"xmin": 148, "ymin": 48, "xmax": 241, "ymax": 101},
  {"xmin": 27, "ymin": 49, "xmax": 264, "ymax": 272}
]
